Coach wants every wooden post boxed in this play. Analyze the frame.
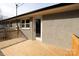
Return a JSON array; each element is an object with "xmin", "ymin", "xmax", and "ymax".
[
  {"xmin": 32, "ymin": 17, "xmax": 36, "ymax": 40},
  {"xmin": 72, "ymin": 34, "xmax": 79, "ymax": 55},
  {"xmin": 16, "ymin": 19, "xmax": 20, "ymax": 38},
  {"xmin": 4, "ymin": 21, "xmax": 7, "ymax": 40}
]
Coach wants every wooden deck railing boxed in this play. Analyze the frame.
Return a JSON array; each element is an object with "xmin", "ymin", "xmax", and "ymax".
[
  {"xmin": 0, "ymin": 28, "xmax": 28, "ymax": 42},
  {"xmin": 71, "ymin": 34, "xmax": 79, "ymax": 56},
  {"xmin": 0, "ymin": 27, "xmax": 79, "ymax": 56},
  {"xmin": 0, "ymin": 29, "xmax": 8, "ymax": 41},
  {"xmin": 65, "ymin": 34, "xmax": 79, "ymax": 56}
]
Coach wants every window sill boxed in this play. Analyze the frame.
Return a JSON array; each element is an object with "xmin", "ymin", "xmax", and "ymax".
[{"xmin": 21, "ymin": 28, "xmax": 30, "ymax": 30}]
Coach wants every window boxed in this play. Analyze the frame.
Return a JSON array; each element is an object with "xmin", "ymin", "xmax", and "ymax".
[
  {"xmin": 9, "ymin": 22, "xmax": 12, "ymax": 27},
  {"xmin": 26, "ymin": 20, "xmax": 30, "ymax": 23},
  {"xmin": 22, "ymin": 20, "xmax": 25, "ymax": 23},
  {"xmin": 21, "ymin": 19, "xmax": 30, "ymax": 28},
  {"xmin": 21, "ymin": 20, "xmax": 25, "ymax": 27},
  {"xmin": 25, "ymin": 20, "xmax": 30, "ymax": 28}
]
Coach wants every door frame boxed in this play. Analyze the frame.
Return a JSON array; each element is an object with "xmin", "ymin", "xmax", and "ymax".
[{"xmin": 35, "ymin": 16, "xmax": 42, "ymax": 41}]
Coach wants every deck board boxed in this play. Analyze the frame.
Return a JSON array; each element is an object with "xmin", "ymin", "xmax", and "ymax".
[
  {"xmin": 1, "ymin": 40, "xmax": 68, "ymax": 56},
  {"xmin": 0, "ymin": 38, "xmax": 26, "ymax": 49}
]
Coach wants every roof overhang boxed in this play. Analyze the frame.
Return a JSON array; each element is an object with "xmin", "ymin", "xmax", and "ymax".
[
  {"xmin": 18, "ymin": 3, "xmax": 79, "ymax": 19},
  {"xmin": 0, "ymin": 3, "xmax": 79, "ymax": 22}
]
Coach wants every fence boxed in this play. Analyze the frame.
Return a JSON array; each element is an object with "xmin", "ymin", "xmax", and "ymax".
[{"xmin": 0, "ymin": 20, "xmax": 28, "ymax": 42}]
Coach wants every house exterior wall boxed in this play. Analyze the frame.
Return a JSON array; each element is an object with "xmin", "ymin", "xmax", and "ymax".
[
  {"xmin": 42, "ymin": 10, "xmax": 79, "ymax": 49},
  {"xmin": 6, "ymin": 19, "xmax": 34, "ymax": 40},
  {"xmin": 11, "ymin": 23, "xmax": 17, "ymax": 30},
  {"xmin": 20, "ymin": 20, "xmax": 33, "ymax": 40}
]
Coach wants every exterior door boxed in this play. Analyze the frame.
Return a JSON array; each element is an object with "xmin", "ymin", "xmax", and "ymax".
[{"xmin": 36, "ymin": 19, "xmax": 41, "ymax": 37}]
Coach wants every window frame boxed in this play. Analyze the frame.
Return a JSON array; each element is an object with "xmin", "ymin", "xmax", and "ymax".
[
  {"xmin": 21, "ymin": 20, "xmax": 25, "ymax": 28},
  {"xmin": 21, "ymin": 19, "xmax": 30, "ymax": 29}
]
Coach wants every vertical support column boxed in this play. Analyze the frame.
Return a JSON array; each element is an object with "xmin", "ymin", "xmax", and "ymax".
[
  {"xmin": 16, "ymin": 19, "xmax": 19, "ymax": 38},
  {"xmin": 16, "ymin": 4, "xmax": 19, "ymax": 38},
  {"xmin": 32, "ymin": 17, "xmax": 36, "ymax": 40},
  {"xmin": 4, "ymin": 21, "xmax": 7, "ymax": 40}
]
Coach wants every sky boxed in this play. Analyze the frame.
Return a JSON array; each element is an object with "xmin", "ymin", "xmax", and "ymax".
[{"xmin": 0, "ymin": 3, "xmax": 57, "ymax": 19}]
